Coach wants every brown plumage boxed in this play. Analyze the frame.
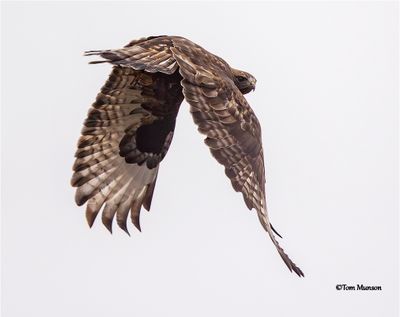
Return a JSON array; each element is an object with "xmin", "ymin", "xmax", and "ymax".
[{"xmin": 72, "ymin": 35, "xmax": 304, "ymax": 277}]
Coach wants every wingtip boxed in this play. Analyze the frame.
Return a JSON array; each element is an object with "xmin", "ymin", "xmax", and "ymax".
[
  {"xmin": 132, "ymin": 219, "xmax": 142, "ymax": 232},
  {"xmin": 122, "ymin": 227, "xmax": 131, "ymax": 236},
  {"xmin": 87, "ymin": 218, "xmax": 95, "ymax": 228},
  {"xmin": 102, "ymin": 219, "xmax": 113, "ymax": 234},
  {"xmin": 257, "ymin": 208, "xmax": 304, "ymax": 278},
  {"xmin": 86, "ymin": 206, "xmax": 99, "ymax": 228},
  {"xmin": 294, "ymin": 266, "xmax": 305, "ymax": 277},
  {"xmin": 117, "ymin": 222, "xmax": 131, "ymax": 236},
  {"xmin": 280, "ymin": 252, "xmax": 305, "ymax": 278},
  {"xmin": 291, "ymin": 265, "xmax": 305, "ymax": 277}
]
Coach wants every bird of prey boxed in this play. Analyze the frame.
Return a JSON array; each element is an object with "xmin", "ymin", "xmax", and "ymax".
[{"xmin": 71, "ymin": 35, "xmax": 304, "ymax": 277}]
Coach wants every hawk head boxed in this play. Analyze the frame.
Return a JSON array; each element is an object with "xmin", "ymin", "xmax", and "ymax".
[{"xmin": 232, "ymin": 68, "xmax": 257, "ymax": 95}]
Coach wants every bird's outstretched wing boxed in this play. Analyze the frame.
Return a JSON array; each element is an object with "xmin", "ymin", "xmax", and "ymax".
[
  {"xmin": 170, "ymin": 38, "xmax": 304, "ymax": 277},
  {"xmin": 72, "ymin": 65, "xmax": 183, "ymax": 234}
]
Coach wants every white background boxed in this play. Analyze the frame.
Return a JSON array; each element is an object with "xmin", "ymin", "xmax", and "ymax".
[{"xmin": 1, "ymin": 1, "xmax": 398, "ymax": 316}]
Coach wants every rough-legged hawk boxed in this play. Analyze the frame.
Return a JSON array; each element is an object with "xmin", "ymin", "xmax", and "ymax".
[{"xmin": 71, "ymin": 36, "xmax": 304, "ymax": 277}]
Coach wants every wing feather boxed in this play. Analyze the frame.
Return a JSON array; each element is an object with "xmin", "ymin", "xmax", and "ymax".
[
  {"xmin": 171, "ymin": 38, "xmax": 304, "ymax": 276},
  {"xmin": 84, "ymin": 36, "xmax": 178, "ymax": 75},
  {"xmin": 72, "ymin": 65, "xmax": 183, "ymax": 233}
]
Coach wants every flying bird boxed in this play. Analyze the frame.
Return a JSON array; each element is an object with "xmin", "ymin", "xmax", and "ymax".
[{"xmin": 71, "ymin": 35, "xmax": 304, "ymax": 277}]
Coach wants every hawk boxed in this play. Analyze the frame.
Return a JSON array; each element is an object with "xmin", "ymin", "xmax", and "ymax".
[{"xmin": 71, "ymin": 36, "xmax": 304, "ymax": 277}]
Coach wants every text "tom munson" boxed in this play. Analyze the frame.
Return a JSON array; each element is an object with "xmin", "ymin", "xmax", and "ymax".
[{"xmin": 336, "ymin": 284, "xmax": 382, "ymax": 291}]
